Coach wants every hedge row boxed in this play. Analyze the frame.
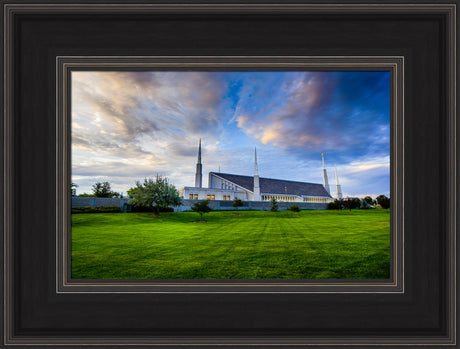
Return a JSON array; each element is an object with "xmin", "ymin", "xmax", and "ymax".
[
  {"xmin": 72, "ymin": 206, "xmax": 120, "ymax": 214},
  {"xmin": 129, "ymin": 205, "xmax": 174, "ymax": 213}
]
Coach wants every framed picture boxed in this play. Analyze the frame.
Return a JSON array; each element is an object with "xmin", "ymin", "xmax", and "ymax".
[
  {"xmin": 58, "ymin": 57, "xmax": 402, "ymax": 293},
  {"xmin": 2, "ymin": 1, "xmax": 457, "ymax": 347}
]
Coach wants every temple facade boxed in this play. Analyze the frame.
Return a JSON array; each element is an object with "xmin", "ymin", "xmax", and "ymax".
[{"xmin": 179, "ymin": 141, "xmax": 339, "ymax": 204}]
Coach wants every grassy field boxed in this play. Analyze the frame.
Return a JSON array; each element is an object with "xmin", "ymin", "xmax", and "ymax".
[{"xmin": 71, "ymin": 209, "xmax": 390, "ymax": 279}]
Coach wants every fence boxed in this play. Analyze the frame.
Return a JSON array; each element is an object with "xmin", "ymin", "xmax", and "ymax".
[
  {"xmin": 176, "ymin": 199, "xmax": 328, "ymax": 212},
  {"xmin": 71, "ymin": 197, "xmax": 129, "ymax": 211},
  {"xmin": 71, "ymin": 197, "xmax": 328, "ymax": 212}
]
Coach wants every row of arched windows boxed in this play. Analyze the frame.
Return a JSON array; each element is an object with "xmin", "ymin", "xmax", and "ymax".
[
  {"xmin": 262, "ymin": 195, "xmax": 298, "ymax": 202},
  {"xmin": 220, "ymin": 181, "xmax": 236, "ymax": 190},
  {"xmin": 303, "ymin": 196, "xmax": 329, "ymax": 203}
]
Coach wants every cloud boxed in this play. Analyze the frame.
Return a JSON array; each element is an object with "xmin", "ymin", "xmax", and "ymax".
[
  {"xmin": 232, "ymin": 71, "xmax": 390, "ymax": 162},
  {"xmin": 72, "ymin": 71, "xmax": 227, "ymax": 140},
  {"xmin": 71, "ymin": 71, "xmax": 390, "ymax": 197},
  {"xmin": 71, "ymin": 71, "xmax": 230, "ymax": 192}
]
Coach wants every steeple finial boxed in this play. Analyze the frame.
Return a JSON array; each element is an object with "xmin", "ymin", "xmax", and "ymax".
[
  {"xmin": 322, "ymin": 152, "xmax": 330, "ymax": 194},
  {"xmin": 254, "ymin": 147, "xmax": 259, "ymax": 175},
  {"xmin": 335, "ymin": 164, "xmax": 343, "ymax": 199},
  {"xmin": 253, "ymin": 147, "xmax": 260, "ymax": 201},
  {"xmin": 194, "ymin": 139, "xmax": 203, "ymax": 188}
]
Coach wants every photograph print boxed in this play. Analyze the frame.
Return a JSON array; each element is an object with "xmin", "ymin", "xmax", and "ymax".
[{"xmin": 71, "ymin": 70, "xmax": 391, "ymax": 280}]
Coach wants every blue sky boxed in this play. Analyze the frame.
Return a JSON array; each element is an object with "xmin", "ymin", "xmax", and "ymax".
[{"xmin": 71, "ymin": 70, "xmax": 390, "ymax": 198}]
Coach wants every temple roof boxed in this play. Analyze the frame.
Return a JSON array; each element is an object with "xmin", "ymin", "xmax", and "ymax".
[{"xmin": 210, "ymin": 172, "xmax": 332, "ymax": 198}]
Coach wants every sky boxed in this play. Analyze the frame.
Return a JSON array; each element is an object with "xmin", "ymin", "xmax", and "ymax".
[{"xmin": 71, "ymin": 70, "xmax": 390, "ymax": 198}]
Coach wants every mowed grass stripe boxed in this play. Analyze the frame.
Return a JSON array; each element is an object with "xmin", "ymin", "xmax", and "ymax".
[{"xmin": 71, "ymin": 209, "xmax": 390, "ymax": 279}]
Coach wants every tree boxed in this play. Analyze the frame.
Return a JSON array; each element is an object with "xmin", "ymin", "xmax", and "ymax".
[
  {"xmin": 342, "ymin": 197, "xmax": 360, "ymax": 214},
  {"xmin": 351, "ymin": 198, "xmax": 361, "ymax": 209},
  {"xmin": 270, "ymin": 197, "xmax": 279, "ymax": 212},
  {"xmin": 128, "ymin": 176, "xmax": 182, "ymax": 214},
  {"xmin": 328, "ymin": 199, "xmax": 343, "ymax": 210},
  {"xmin": 71, "ymin": 182, "xmax": 78, "ymax": 196},
  {"xmin": 290, "ymin": 204, "xmax": 300, "ymax": 212},
  {"xmin": 92, "ymin": 181, "xmax": 115, "ymax": 198},
  {"xmin": 78, "ymin": 193, "xmax": 95, "ymax": 197},
  {"xmin": 363, "ymin": 196, "xmax": 374, "ymax": 206},
  {"xmin": 191, "ymin": 200, "xmax": 212, "ymax": 221},
  {"xmin": 232, "ymin": 198, "xmax": 244, "ymax": 211},
  {"xmin": 376, "ymin": 195, "xmax": 390, "ymax": 209},
  {"xmin": 360, "ymin": 199, "xmax": 371, "ymax": 209}
]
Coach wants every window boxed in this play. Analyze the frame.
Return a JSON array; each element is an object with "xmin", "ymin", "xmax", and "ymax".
[
  {"xmin": 193, "ymin": 194, "xmax": 198, "ymax": 200},
  {"xmin": 189, "ymin": 194, "xmax": 193, "ymax": 200},
  {"xmin": 207, "ymin": 194, "xmax": 211, "ymax": 200},
  {"xmin": 211, "ymin": 195, "xmax": 215, "ymax": 200}
]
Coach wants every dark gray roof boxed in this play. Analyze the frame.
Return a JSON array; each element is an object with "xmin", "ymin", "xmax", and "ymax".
[{"xmin": 210, "ymin": 172, "xmax": 332, "ymax": 198}]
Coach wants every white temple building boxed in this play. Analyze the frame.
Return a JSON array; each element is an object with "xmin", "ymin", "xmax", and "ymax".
[{"xmin": 179, "ymin": 140, "xmax": 339, "ymax": 203}]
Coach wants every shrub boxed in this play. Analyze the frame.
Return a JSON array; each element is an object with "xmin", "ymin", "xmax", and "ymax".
[
  {"xmin": 328, "ymin": 199, "xmax": 343, "ymax": 210},
  {"xmin": 72, "ymin": 206, "xmax": 120, "ymax": 214},
  {"xmin": 270, "ymin": 198, "xmax": 278, "ymax": 212},
  {"xmin": 191, "ymin": 200, "xmax": 212, "ymax": 221},
  {"xmin": 232, "ymin": 198, "xmax": 244, "ymax": 210},
  {"xmin": 290, "ymin": 204, "xmax": 300, "ymax": 212},
  {"xmin": 128, "ymin": 205, "xmax": 174, "ymax": 213},
  {"xmin": 129, "ymin": 205, "xmax": 152, "ymax": 212}
]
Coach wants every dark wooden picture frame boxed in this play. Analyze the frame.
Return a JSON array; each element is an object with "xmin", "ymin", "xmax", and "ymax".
[{"xmin": 2, "ymin": 1, "xmax": 458, "ymax": 347}]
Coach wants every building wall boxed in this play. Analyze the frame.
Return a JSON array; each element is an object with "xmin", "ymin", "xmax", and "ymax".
[
  {"xmin": 176, "ymin": 199, "xmax": 328, "ymax": 212},
  {"xmin": 259, "ymin": 194, "xmax": 332, "ymax": 203},
  {"xmin": 261, "ymin": 194, "xmax": 303, "ymax": 202},
  {"xmin": 179, "ymin": 187, "xmax": 247, "ymax": 201},
  {"xmin": 71, "ymin": 197, "xmax": 129, "ymax": 210},
  {"xmin": 71, "ymin": 197, "xmax": 329, "ymax": 212}
]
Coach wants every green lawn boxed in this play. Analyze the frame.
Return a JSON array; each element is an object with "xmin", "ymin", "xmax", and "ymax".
[{"xmin": 71, "ymin": 209, "xmax": 390, "ymax": 279}]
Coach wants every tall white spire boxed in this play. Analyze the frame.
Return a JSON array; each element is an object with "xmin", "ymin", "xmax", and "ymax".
[
  {"xmin": 254, "ymin": 147, "xmax": 259, "ymax": 175},
  {"xmin": 194, "ymin": 139, "xmax": 202, "ymax": 188},
  {"xmin": 253, "ymin": 147, "xmax": 261, "ymax": 201},
  {"xmin": 322, "ymin": 152, "xmax": 330, "ymax": 194},
  {"xmin": 335, "ymin": 165, "xmax": 343, "ymax": 199}
]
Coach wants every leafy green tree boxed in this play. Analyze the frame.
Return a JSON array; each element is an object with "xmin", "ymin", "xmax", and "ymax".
[
  {"xmin": 191, "ymin": 200, "xmax": 212, "ymax": 221},
  {"xmin": 360, "ymin": 199, "xmax": 371, "ymax": 209},
  {"xmin": 232, "ymin": 198, "xmax": 244, "ymax": 211},
  {"xmin": 71, "ymin": 182, "xmax": 78, "ymax": 196},
  {"xmin": 376, "ymin": 195, "xmax": 390, "ymax": 209},
  {"xmin": 92, "ymin": 181, "xmax": 115, "ymax": 198},
  {"xmin": 128, "ymin": 176, "xmax": 182, "ymax": 214},
  {"xmin": 290, "ymin": 204, "xmax": 300, "ymax": 212},
  {"xmin": 351, "ymin": 198, "xmax": 361, "ymax": 209},
  {"xmin": 328, "ymin": 199, "xmax": 343, "ymax": 210},
  {"xmin": 343, "ymin": 197, "xmax": 355, "ymax": 214},
  {"xmin": 363, "ymin": 196, "xmax": 374, "ymax": 206},
  {"xmin": 270, "ymin": 197, "xmax": 278, "ymax": 212},
  {"xmin": 78, "ymin": 193, "xmax": 95, "ymax": 197}
]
